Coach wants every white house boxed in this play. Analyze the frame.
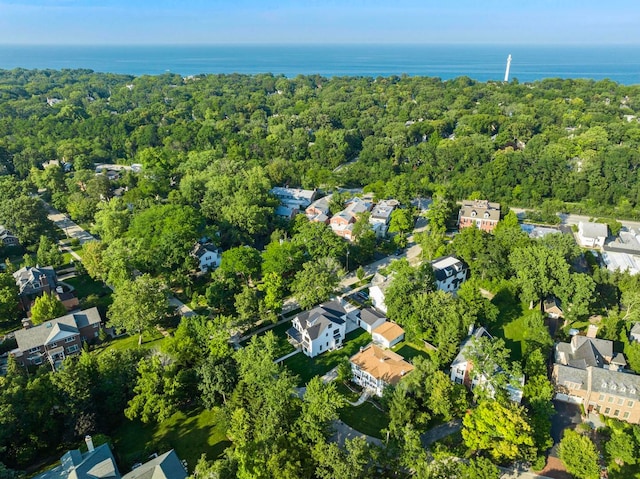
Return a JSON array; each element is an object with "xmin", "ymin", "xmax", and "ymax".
[
  {"xmin": 431, "ymin": 256, "xmax": 468, "ymax": 293},
  {"xmin": 372, "ymin": 322, "xmax": 405, "ymax": 349},
  {"xmin": 368, "ymin": 200, "xmax": 399, "ymax": 238},
  {"xmin": 369, "ymin": 273, "xmax": 393, "ymax": 314},
  {"xmin": 191, "ymin": 243, "xmax": 222, "ymax": 271},
  {"xmin": 450, "ymin": 326, "xmax": 524, "ymax": 403},
  {"xmin": 356, "ymin": 307, "xmax": 387, "ymax": 334},
  {"xmin": 350, "ymin": 344, "xmax": 414, "ymax": 396},
  {"xmin": 270, "ymin": 186, "xmax": 317, "ymax": 210},
  {"xmin": 577, "ymin": 221, "xmax": 608, "ymax": 248},
  {"xmin": 287, "ymin": 300, "xmax": 347, "ymax": 358}
]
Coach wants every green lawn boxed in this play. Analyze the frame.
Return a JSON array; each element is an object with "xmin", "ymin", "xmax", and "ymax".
[
  {"xmin": 94, "ymin": 330, "xmax": 168, "ymax": 355},
  {"xmin": 113, "ymin": 407, "xmax": 229, "ymax": 472},
  {"xmin": 64, "ymin": 274, "xmax": 112, "ymax": 299},
  {"xmin": 392, "ymin": 341, "xmax": 432, "ymax": 362},
  {"xmin": 339, "ymin": 402, "xmax": 389, "ymax": 439},
  {"xmin": 282, "ymin": 329, "xmax": 371, "ymax": 386},
  {"xmin": 489, "ymin": 285, "xmax": 526, "ymax": 361}
]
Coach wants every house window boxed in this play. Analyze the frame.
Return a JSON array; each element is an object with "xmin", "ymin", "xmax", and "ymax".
[
  {"xmin": 604, "ymin": 407, "xmax": 611, "ymax": 414},
  {"xmin": 598, "ymin": 394, "xmax": 605, "ymax": 401},
  {"xmin": 49, "ymin": 342, "xmax": 57, "ymax": 348},
  {"xmin": 608, "ymin": 397, "xmax": 613, "ymax": 403},
  {"xmin": 29, "ymin": 347, "xmax": 40, "ymax": 353},
  {"xmin": 93, "ymin": 323, "xmax": 99, "ymax": 328},
  {"xmin": 319, "ymin": 345, "xmax": 322, "ymax": 351},
  {"xmin": 65, "ymin": 337, "xmax": 75, "ymax": 343},
  {"xmin": 33, "ymin": 356, "xmax": 43, "ymax": 365},
  {"xmin": 617, "ymin": 398, "xmax": 624, "ymax": 405},
  {"xmin": 623, "ymin": 412, "xmax": 630, "ymax": 419},
  {"xmin": 326, "ymin": 342, "xmax": 329, "ymax": 347},
  {"xmin": 66, "ymin": 344, "xmax": 79, "ymax": 354},
  {"xmin": 614, "ymin": 410, "xmax": 620, "ymax": 417},
  {"xmin": 628, "ymin": 400, "xmax": 634, "ymax": 408}
]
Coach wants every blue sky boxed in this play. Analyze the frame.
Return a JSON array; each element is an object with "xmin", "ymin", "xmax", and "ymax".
[{"xmin": 0, "ymin": 0, "xmax": 638, "ymax": 45}]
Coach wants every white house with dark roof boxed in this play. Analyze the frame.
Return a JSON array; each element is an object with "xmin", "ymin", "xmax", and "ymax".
[
  {"xmin": 190, "ymin": 242, "xmax": 222, "ymax": 271},
  {"xmin": 287, "ymin": 300, "xmax": 347, "ymax": 357},
  {"xmin": 577, "ymin": 221, "xmax": 608, "ymax": 248},
  {"xmin": 356, "ymin": 307, "xmax": 387, "ymax": 334},
  {"xmin": 12, "ymin": 307, "xmax": 102, "ymax": 369},
  {"xmin": 431, "ymin": 255, "xmax": 468, "ymax": 293},
  {"xmin": 0, "ymin": 225, "xmax": 19, "ymax": 246},
  {"xmin": 368, "ymin": 199, "xmax": 399, "ymax": 238}
]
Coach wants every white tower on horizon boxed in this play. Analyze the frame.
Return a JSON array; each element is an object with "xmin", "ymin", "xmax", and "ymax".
[{"xmin": 504, "ymin": 54, "xmax": 512, "ymax": 82}]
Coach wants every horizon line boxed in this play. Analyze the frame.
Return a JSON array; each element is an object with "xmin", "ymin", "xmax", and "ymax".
[{"xmin": 0, "ymin": 42, "xmax": 639, "ymax": 47}]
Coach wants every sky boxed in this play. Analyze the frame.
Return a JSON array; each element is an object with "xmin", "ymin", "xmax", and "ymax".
[{"xmin": 0, "ymin": 0, "xmax": 638, "ymax": 45}]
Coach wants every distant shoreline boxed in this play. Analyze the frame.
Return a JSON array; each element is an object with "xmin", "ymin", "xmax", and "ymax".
[{"xmin": 1, "ymin": 44, "xmax": 638, "ymax": 84}]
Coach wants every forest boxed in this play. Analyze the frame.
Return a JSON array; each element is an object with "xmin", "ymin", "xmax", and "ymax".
[{"xmin": 1, "ymin": 69, "xmax": 640, "ymax": 479}]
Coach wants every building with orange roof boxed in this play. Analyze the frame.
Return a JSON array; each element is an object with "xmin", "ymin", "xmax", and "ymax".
[
  {"xmin": 350, "ymin": 344, "xmax": 414, "ymax": 396},
  {"xmin": 372, "ymin": 321, "xmax": 405, "ymax": 349}
]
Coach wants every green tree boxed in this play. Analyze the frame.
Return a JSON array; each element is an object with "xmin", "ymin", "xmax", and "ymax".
[
  {"xmin": 460, "ymin": 457, "xmax": 500, "ymax": 479},
  {"xmin": 462, "ymin": 400, "xmax": 535, "ymax": 463},
  {"xmin": 558, "ymin": 429, "xmax": 600, "ymax": 479},
  {"xmin": 107, "ymin": 275, "xmax": 169, "ymax": 345},
  {"xmin": 298, "ymin": 376, "xmax": 346, "ymax": 443},
  {"xmin": 426, "ymin": 188, "xmax": 453, "ymax": 234},
  {"xmin": 36, "ymin": 235, "xmax": 63, "ymax": 268},
  {"xmin": 388, "ymin": 208, "xmax": 413, "ymax": 235},
  {"xmin": 258, "ymin": 272, "xmax": 286, "ymax": 313},
  {"xmin": 30, "ymin": 293, "xmax": 67, "ymax": 324},
  {"xmin": 605, "ymin": 425, "xmax": 637, "ymax": 471},
  {"xmin": 0, "ymin": 273, "xmax": 20, "ymax": 324},
  {"xmin": 198, "ymin": 355, "xmax": 238, "ymax": 407},
  {"xmin": 92, "ymin": 197, "xmax": 131, "ymax": 244},
  {"xmin": 291, "ymin": 257, "xmax": 344, "ymax": 309},
  {"xmin": 219, "ymin": 246, "xmax": 263, "ymax": 284}
]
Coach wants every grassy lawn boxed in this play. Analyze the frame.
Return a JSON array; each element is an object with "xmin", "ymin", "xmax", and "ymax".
[
  {"xmin": 392, "ymin": 341, "xmax": 432, "ymax": 362},
  {"xmin": 489, "ymin": 285, "xmax": 526, "ymax": 361},
  {"xmin": 335, "ymin": 380, "xmax": 361, "ymax": 402},
  {"xmin": 283, "ymin": 329, "xmax": 371, "ymax": 386},
  {"xmin": 339, "ymin": 402, "xmax": 389, "ymax": 439},
  {"xmin": 113, "ymin": 407, "xmax": 229, "ymax": 472},
  {"xmin": 94, "ymin": 330, "xmax": 168, "ymax": 355},
  {"xmin": 64, "ymin": 274, "xmax": 112, "ymax": 299}
]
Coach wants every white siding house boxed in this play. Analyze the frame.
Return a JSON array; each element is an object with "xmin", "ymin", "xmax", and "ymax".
[
  {"xmin": 350, "ymin": 344, "xmax": 414, "ymax": 397},
  {"xmin": 577, "ymin": 222, "xmax": 608, "ymax": 248},
  {"xmin": 431, "ymin": 256, "xmax": 468, "ymax": 293},
  {"xmin": 287, "ymin": 300, "xmax": 347, "ymax": 358}
]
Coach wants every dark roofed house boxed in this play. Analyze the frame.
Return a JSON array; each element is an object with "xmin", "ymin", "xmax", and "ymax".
[
  {"xmin": 357, "ymin": 307, "xmax": 387, "ymax": 333},
  {"xmin": 287, "ymin": 300, "xmax": 347, "ymax": 357},
  {"xmin": 34, "ymin": 437, "xmax": 120, "ymax": 479},
  {"xmin": 552, "ymin": 332, "xmax": 640, "ymax": 423},
  {"xmin": 122, "ymin": 450, "xmax": 187, "ymax": 479},
  {"xmin": 431, "ymin": 255, "xmax": 468, "ymax": 293},
  {"xmin": 12, "ymin": 307, "xmax": 102, "ymax": 370},
  {"xmin": 13, "ymin": 265, "xmax": 58, "ymax": 309},
  {"xmin": 0, "ymin": 225, "xmax": 19, "ymax": 246},
  {"xmin": 190, "ymin": 242, "xmax": 222, "ymax": 272}
]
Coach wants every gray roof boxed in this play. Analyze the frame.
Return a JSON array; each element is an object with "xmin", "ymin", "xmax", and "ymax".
[
  {"xmin": 191, "ymin": 243, "xmax": 220, "ymax": 259},
  {"xmin": 15, "ymin": 307, "xmax": 101, "ymax": 352},
  {"xmin": 35, "ymin": 443, "xmax": 120, "ymax": 479},
  {"xmin": 13, "ymin": 265, "xmax": 57, "ymax": 295},
  {"xmin": 360, "ymin": 307, "xmax": 386, "ymax": 326},
  {"xmin": 122, "ymin": 450, "xmax": 186, "ymax": 479},
  {"xmin": 555, "ymin": 365, "xmax": 640, "ymax": 401},
  {"xmin": 458, "ymin": 200, "xmax": 500, "ymax": 222},
  {"xmin": 431, "ymin": 255, "xmax": 467, "ymax": 282},
  {"xmin": 306, "ymin": 195, "xmax": 332, "ymax": 215},
  {"xmin": 295, "ymin": 300, "xmax": 346, "ymax": 340},
  {"xmin": 631, "ymin": 323, "xmax": 640, "ymax": 335},
  {"xmin": 370, "ymin": 201, "xmax": 396, "ymax": 221},
  {"xmin": 579, "ymin": 221, "xmax": 608, "ymax": 239},
  {"xmin": 604, "ymin": 231, "xmax": 640, "ymax": 254}
]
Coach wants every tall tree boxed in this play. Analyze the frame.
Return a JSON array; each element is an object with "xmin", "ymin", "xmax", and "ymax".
[
  {"xmin": 107, "ymin": 274, "xmax": 169, "ymax": 345},
  {"xmin": 30, "ymin": 293, "xmax": 67, "ymax": 324},
  {"xmin": 558, "ymin": 430, "xmax": 600, "ymax": 479},
  {"xmin": 291, "ymin": 257, "xmax": 344, "ymax": 309}
]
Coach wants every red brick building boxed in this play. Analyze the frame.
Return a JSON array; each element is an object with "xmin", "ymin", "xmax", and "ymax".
[{"xmin": 458, "ymin": 199, "xmax": 501, "ymax": 232}]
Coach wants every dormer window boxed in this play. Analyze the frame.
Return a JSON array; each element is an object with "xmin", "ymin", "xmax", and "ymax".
[
  {"xmin": 631, "ymin": 388, "xmax": 636, "ymax": 395},
  {"xmin": 601, "ymin": 382, "xmax": 607, "ymax": 389},
  {"xmin": 620, "ymin": 385, "xmax": 626, "ymax": 393},
  {"xmin": 471, "ymin": 210, "xmax": 477, "ymax": 217},
  {"xmin": 610, "ymin": 383, "xmax": 617, "ymax": 391},
  {"xmin": 484, "ymin": 212, "xmax": 490, "ymax": 218}
]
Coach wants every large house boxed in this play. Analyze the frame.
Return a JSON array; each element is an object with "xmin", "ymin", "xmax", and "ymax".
[
  {"xmin": 191, "ymin": 242, "xmax": 222, "ymax": 271},
  {"xmin": 271, "ymin": 186, "xmax": 317, "ymax": 210},
  {"xmin": 431, "ymin": 256, "xmax": 468, "ymax": 293},
  {"xmin": 12, "ymin": 307, "xmax": 102, "ymax": 369},
  {"xmin": 458, "ymin": 200, "xmax": 501, "ymax": 232},
  {"xmin": 287, "ymin": 300, "xmax": 347, "ymax": 357},
  {"xmin": 552, "ymin": 333, "xmax": 640, "ymax": 423},
  {"xmin": 350, "ymin": 344, "xmax": 414, "ymax": 396},
  {"xmin": 13, "ymin": 265, "xmax": 59, "ymax": 310},
  {"xmin": 368, "ymin": 200, "xmax": 399, "ymax": 238},
  {"xmin": 330, "ymin": 197, "xmax": 373, "ymax": 241},
  {"xmin": 577, "ymin": 221, "xmax": 608, "ymax": 249},
  {"xmin": 369, "ymin": 273, "xmax": 393, "ymax": 314},
  {"xmin": 35, "ymin": 436, "xmax": 187, "ymax": 479},
  {"xmin": 450, "ymin": 326, "xmax": 524, "ymax": 403}
]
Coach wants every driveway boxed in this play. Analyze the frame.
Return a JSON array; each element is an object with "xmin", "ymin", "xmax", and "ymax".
[{"xmin": 550, "ymin": 400, "xmax": 581, "ymax": 445}]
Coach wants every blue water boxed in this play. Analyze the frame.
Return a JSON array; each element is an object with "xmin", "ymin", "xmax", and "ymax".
[{"xmin": 0, "ymin": 44, "xmax": 639, "ymax": 84}]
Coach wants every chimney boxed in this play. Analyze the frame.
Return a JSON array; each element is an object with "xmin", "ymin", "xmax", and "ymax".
[
  {"xmin": 21, "ymin": 318, "xmax": 33, "ymax": 329},
  {"xmin": 467, "ymin": 323, "xmax": 475, "ymax": 336},
  {"xmin": 85, "ymin": 435, "xmax": 94, "ymax": 453},
  {"xmin": 586, "ymin": 324, "xmax": 598, "ymax": 339}
]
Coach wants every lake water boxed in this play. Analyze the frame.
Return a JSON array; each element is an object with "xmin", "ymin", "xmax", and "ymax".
[{"xmin": 0, "ymin": 44, "xmax": 639, "ymax": 84}]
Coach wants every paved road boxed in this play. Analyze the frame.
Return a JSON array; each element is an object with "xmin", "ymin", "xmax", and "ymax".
[
  {"xmin": 330, "ymin": 419, "xmax": 383, "ymax": 447},
  {"xmin": 420, "ymin": 419, "xmax": 462, "ymax": 447}
]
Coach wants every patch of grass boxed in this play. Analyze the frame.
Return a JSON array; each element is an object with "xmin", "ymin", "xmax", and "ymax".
[
  {"xmin": 339, "ymin": 401, "xmax": 389, "ymax": 439},
  {"xmin": 283, "ymin": 329, "xmax": 371, "ymax": 386},
  {"xmin": 113, "ymin": 407, "xmax": 229, "ymax": 473},
  {"xmin": 335, "ymin": 381, "xmax": 361, "ymax": 402},
  {"xmin": 490, "ymin": 284, "xmax": 526, "ymax": 361},
  {"xmin": 392, "ymin": 341, "xmax": 432, "ymax": 362},
  {"xmin": 94, "ymin": 330, "xmax": 167, "ymax": 355},
  {"xmin": 64, "ymin": 274, "xmax": 112, "ymax": 299}
]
